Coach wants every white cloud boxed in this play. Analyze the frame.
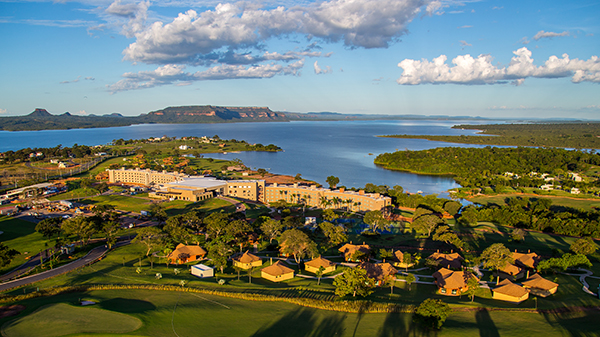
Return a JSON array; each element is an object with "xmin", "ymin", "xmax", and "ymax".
[
  {"xmin": 314, "ymin": 61, "xmax": 332, "ymax": 74},
  {"xmin": 123, "ymin": 0, "xmax": 436, "ymax": 65},
  {"xmin": 459, "ymin": 40, "xmax": 471, "ymax": 49},
  {"xmin": 0, "ymin": 18, "xmax": 96, "ymax": 28},
  {"xmin": 76, "ymin": 110, "xmax": 88, "ymax": 115},
  {"xmin": 0, "ymin": 108, "xmax": 7, "ymax": 114},
  {"xmin": 108, "ymin": 59, "xmax": 305, "ymax": 92},
  {"xmin": 103, "ymin": 0, "xmax": 150, "ymax": 37},
  {"xmin": 533, "ymin": 30, "xmax": 569, "ymax": 41},
  {"xmin": 85, "ymin": 76, "xmax": 95, "ymax": 80},
  {"xmin": 457, "ymin": 25, "xmax": 472, "ymax": 29},
  {"xmin": 60, "ymin": 76, "xmax": 81, "ymax": 84},
  {"xmin": 397, "ymin": 47, "xmax": 600, "ymax": 85}
]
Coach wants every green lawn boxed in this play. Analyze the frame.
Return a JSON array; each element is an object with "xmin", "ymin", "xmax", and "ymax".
[
  {"xmin": 2, "ymin": 303, "xmax": 141, "ymax": 337},
  {"xmin": 48, "ymin": 187, "xmax": 100, "ymax": 201},
  {"xmin": 2, "ymin": 288, "xmax": 599, "ymax": 337},
  {"xmin": 469, "ymin": 193, "xmax": 600, "ymax": 211},
  {"xmin": 0, "ymin": 216, "xmax": 52, "ymax": 275}
]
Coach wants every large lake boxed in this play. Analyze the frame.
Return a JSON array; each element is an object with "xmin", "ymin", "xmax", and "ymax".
[{"xmin": 0, "ymin": 120, "xmax": 496, "ymax": 194}]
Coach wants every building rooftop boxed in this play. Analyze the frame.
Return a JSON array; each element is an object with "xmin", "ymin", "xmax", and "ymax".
[{"xmin": 164, "ymin": 177, "xmax": 227, "ymax": 189}]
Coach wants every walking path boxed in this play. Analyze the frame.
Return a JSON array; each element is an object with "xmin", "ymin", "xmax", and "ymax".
[
  {"xmin": 0, "ymin": 240, "xmax": 129, "ymax": 292},
  {"xmin": 561, "ymin": 268, "xmax": 598, "ymax": 297}
]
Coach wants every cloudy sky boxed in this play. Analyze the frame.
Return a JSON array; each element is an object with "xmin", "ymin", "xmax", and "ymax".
[{"xmin": 1, "ymin": 0, "xmax": 599, "ymax": 118}]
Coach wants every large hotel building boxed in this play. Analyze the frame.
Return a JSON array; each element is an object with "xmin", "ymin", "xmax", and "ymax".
[{"xmin": 107, "ymin": 168, "xmax": 390, "ymax": 211}]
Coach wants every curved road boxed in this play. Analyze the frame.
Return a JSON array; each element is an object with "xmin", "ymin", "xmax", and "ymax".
[{"xmin": 0, "ymin": 241, "xmax": 128, "ymax": 292}]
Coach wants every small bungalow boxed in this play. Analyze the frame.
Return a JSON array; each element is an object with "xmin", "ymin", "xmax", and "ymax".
[
  {"xmin": 497, "ymin": 262, "xmax": 526, "ymax": 281},
  {"xmin": 261, "ymin": 261, "xmax": 295, "ymax": 282},
  {"xmin": 338, "ymin": 243, "xmax": 371, "ymax": 262},
  {"xmin": 391, "ymin": 250, "xmax": 414, "ymax": 269},
  {"xmin": 168, "ymin": 244, "xmax": 207, "ymax": 264},
  {"xmin": 305, "ymin": 256, "xmax": 336, "ymax": 274},
  {"xmin": 492, "ymin": 279, "xmax": 529, "ymax": 303},
  {"xmin": 432, "ymin": 267, "xmax": 478, "ymax": 296},
  {"xmin": 428, "ymin": 251, "xmax": 464, "ymax": 270},
  {"xmin": 358, "ymin": 262, "xmax": 398, "ymax": 286},
  {"xmin": 191, "ymin": 264, "xmax": 214, "ymax": 278},
  {"xmin": 233, "ymin": 251, "xmax": 263, "ymax": 270},
  {"xmin": 522, "ymin": 273, "xmax": 559, "ymax": 297},
  {"xmin": 513, "ymin": 251, "xmax": 541, "ymax": 270}
]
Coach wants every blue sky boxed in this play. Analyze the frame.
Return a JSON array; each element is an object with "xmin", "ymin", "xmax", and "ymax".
[{"xmin": 0, "ymin": 0, "xmax": 599, "ymax": 119}]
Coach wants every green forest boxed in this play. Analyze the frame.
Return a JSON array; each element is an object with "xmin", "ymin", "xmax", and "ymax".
[
  {"xmin": 380, "ymin": 122, "xmax": 600, "ymax": 149},
  {"xmin": 374, "ymin": 147, "xmax": 600, "ymax": 189}
]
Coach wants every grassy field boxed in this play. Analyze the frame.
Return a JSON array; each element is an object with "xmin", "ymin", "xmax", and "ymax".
[
  {"xmin": 0, "ymin": 216, "xmax": 52, "ymax": 275},
  {"xmin": 2, "ymin": 303, "xmax": 141, "ymax": 337},
  {"xmin": 469, "ymin": 193, "xmax": 600, "ymax": 211},
  {"xmin": 1, "ymin": 288, "xmax": 599, "ymax": 337}
]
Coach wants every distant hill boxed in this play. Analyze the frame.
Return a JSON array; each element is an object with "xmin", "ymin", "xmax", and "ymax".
[{"xmin": 0, "ymin": 106, "xmax": 289, "ymax": 131}]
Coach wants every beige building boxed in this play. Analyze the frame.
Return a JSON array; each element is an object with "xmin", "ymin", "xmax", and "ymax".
[
  {"xmin": 261, "ymin": 261, "xmax": 294, "ymax": 282},
  {"xmin": 264, "ymin": 183, "xmax": 392, "ymax": 211},
  {"xmin": 149, "ymin": 177, "xmax": 228, "ymax": 202},
  {"xmin": 304, "ymin": 256, "xmax": 336, "ymax": 274},
  {"xmin": 233, "ymin": 251, "xmax": 263, "ymax": 270},
  {"xmin": 432, "ymin": 268, "xmax": 478, "ymax": 296},
  {"xmin": 521, "ymin": 273, "xmax": 558, "ymax": 297},
  {"xmin": 226, "ymin": 180, "xmax": 265, "ymax": 201},
  {"xmin": 108, "ymin": 168, "xmax": 188, "ymax": 185},
  {"xmin": 492, "ymin": 279, "xmax": 529, "ymax": 303}
]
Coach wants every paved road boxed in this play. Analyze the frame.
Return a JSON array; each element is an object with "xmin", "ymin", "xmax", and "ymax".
[{"xmin": 0, "ymin": 241, "xmax": 128, "ymax": 292}]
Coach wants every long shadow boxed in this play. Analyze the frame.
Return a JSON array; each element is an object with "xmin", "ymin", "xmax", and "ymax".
[
  {"xmin": 378, "ymin": 311, "xmax": 432, "ymax": 337},
  {"xmin": 252, "ymin": 307, "xmax": 321, "ymax": 337},
  {"xmin": 541, "ymin": 307, "xmax": 600, "ymax": 337},
  {"xmin": 475, "ymin": 308, "xmax": 500, "ymax": 337}
]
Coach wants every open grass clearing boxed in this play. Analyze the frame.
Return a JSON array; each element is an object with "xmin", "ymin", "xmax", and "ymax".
[
  {"xmin": 2, "ymin": 288, "xmax": 599, "ymax": 337},
  {"xmin": 1, "ymin": 302, "xmax": 141, "ymax": 337},
  {"xmin": 0, "ymin": 216, "xmax": 52, "ymax": 275},
  {"xmin": 469, "ymin": 193, "xmax": 600, "ymax": 211}
]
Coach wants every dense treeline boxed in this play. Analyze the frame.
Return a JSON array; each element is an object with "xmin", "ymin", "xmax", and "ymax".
[
  {"xmin": 0, "ymin": 144, "xmax": 109, "ymax": 164},
  {"xmin": 380, "ymin": 122, "xmax": 600, "ymax": 149},
  {"xmin": 374, "ymin": 147, "xmax": 600, "ymax": 188},
  {"xmin": 461, "ymin": 197, "xmax": 600, "ymax": 238}
]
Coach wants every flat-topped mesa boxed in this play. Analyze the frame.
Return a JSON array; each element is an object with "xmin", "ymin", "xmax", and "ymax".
[{"xmin": 145, "ymin": 105, "xmax": 287, "ymax": 121}]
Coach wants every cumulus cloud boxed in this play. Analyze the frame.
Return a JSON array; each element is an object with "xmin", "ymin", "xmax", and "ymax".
[
  {"xmin": 0, "ymin": 108, "xmax": 7, "ymax": 114},
  {"xmin": 103, "ymin": 0, "xmax": 150, "ymax": 37},
  {"xmin": 314, "ymin": 61, "xmax": 332, "ymax": 74},
  {"xmin": 396, "ymin": 47, "xmax": 600, "ymax": 85},
  {"xmin": 108, "ymin": 59, "xmax": 305, "ymax": 92},
  {"xmin": 533, "ymin": 30, "xmax": 569, "ymax": 41},
  {"xmin": 123, "ymin": 0, "xmax": 437, "ymax": 65}
]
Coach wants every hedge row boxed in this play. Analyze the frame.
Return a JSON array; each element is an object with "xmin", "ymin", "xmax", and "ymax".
[{"xmin": 0, "ymin": 284, "xmax": 415, "ymax": 314}]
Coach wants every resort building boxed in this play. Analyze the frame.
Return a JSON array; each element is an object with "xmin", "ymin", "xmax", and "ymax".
[
  {"xmin": 358, "ymin": 262, "xmax": 398, "ymax": 286},
  {"xmin": 108, "ymin": 168, "xmax": 390, "ymax": 211},
  {"xmin": 428, "ymin": 252, "xmax": 464, "ymax": 270},
  {"xmin": 492, "ymin": 279, "xmax": 529, "ymax": 303},
  {"xmin": 264, "ymin": 183, "xmax": 392, "ymax": 211},
  {"xmin": 168, "ymin": 244, "xmax": 207, "ymax": 264},
  {"xmin": 391, "ymin": 250, "xmax": 414, "ymax": 269},
  {"xmin": 261, "ymin": 261, "xmax": 295, "ymax": 282},
  {"xmin": 233, "ymin": 251, "xmax": 262, "ymax": 270},
  {"xmin": 432, "ymin": 268, "xmax": 478, "ymax": 296},
  {"xmin": 521, "ymin": 274, "xmax": 559, "ymax": 297},
  {"xmin": 304, "ymin": 256, "xmax": 336, "ymax": 274},
  {"xmin": 108, "ymin": 168, "xmax": 188, "ymax": 185},
  {"xmin": 498, "ymin": 251, "xmax": 541, "ymax": 281},
  {"xmin": 339, "ymin": 243, "xmax": 371, "ymax": 262},
  {"xmin": 191, "ymin": 264, "xmax": 214, "ymax": 278}
]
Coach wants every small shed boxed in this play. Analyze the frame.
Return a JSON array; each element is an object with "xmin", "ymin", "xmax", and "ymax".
[
  {"xmin": 492, "ymin": 279, "xmax": 529, "ymax": 303},
  {"xmin": 261, "ymin": 261, "xmax": 294, "ymax": 282},
  {"xmin": 191, "ymin": 264, "xmax": 214, "ymax": 278}
]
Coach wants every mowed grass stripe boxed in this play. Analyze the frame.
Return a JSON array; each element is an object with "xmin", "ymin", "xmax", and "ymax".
[{"xmin": 1, "ymin": 303, "xmax": 142, "ymax": 337}]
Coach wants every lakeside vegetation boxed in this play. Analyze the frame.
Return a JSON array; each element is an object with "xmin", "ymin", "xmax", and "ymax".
[{"xmin": 380, "ymin": 122, "xmax": 600, "ymax": 149}]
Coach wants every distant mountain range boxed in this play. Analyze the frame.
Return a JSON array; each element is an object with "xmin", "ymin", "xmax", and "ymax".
[
  {"xmin": 0, "ymin": 106, "xmax": 590, "ymax": 131},
  {"xmin": 0, "ymin": 106, "xmax": 288, "ymax": 131}
]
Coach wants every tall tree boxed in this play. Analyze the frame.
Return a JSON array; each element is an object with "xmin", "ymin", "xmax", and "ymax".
[
  {"xmin": 0, "ymin": 242, "xmax": 19, "ymax": 268},
  {"xmin": 101, "ymin": 221, "xmax": 121, "ymax": 249},
  {"xmin": 363, "ymin": 210, "xmax": 390, "ymax": 233},
  {"xmin": 132, "ymin": 227, "xmax": 165, "ymax": 256},
  {"xmin": 326, "ymin": 176, "xmax": 340, "ymax": 189},
  {"xmin": 480, "ymin": 243, "xmax": 513, "ymax": 284},
  {"xmin": 279, "ymin": 229, "xmax": 318, "ymax": 264},
  {"xmin": 61, "ymin": 216, "xmax": 96, "ymax": 246},
  {"xmin": 207, "ymin": 241, "xmax": 232, "ymax": 274},
  {"xmin": 333, "ymin": 267, "xmax": 375, "ymax": 298},
  {"xmin": 413, "ymin": 214, "xmax": 442, "ymax": 237},
  {"xmin": 35, "ymin": 217, "xmax": 62, "ymax": 240},
  {"xmin": 414, "ymin": 298, "xmax": 452, "ymax": 330},
  {"xmin": 319, "ymin": 222, "xmax": 348, "ymax": 248},
  {"xmin": 570, "ymin": 237, "xmax": 598, "ymax": 256},
  {"xmin": 204, "ymin": 212, "xmax": 230, "ymax": 239},
  {"xmin": 260, "ymin": 218, "xmax": 283, "ymax": 243}
]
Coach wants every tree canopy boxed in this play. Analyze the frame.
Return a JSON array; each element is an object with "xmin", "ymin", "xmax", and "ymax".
[{"xmin": 333, "ymin": 267, "xmax": 375, "ymax": 298}]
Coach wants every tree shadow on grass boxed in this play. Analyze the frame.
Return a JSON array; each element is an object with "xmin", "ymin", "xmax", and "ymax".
[
  {"xmin": 252, "ymin": 307, "xmax": 346, "ymax": 337},
  {"xmin": 377, "ymin": 311, "xmax": 433, "ymax": 337},
  {"xmin": 541, "ymin": 307, "xmax": 600, "ymax": 337},
  {"xmin": 475, "ymin": 308, "xmax": 499, "ymax": 337},
  {"xmin": 98, "ymin": 297, "xmax": 156, "ymax": 314}
]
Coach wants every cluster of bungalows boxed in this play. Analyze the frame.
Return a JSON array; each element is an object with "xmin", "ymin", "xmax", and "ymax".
[{"xmin": 428, "ymin": 249, "xmax": 559, "ymax": 304}]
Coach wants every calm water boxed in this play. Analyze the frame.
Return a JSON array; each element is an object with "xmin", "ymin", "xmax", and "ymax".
[{"xmin": 0, "ymin": 120, "xmax": 495, "ymax": 194}]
